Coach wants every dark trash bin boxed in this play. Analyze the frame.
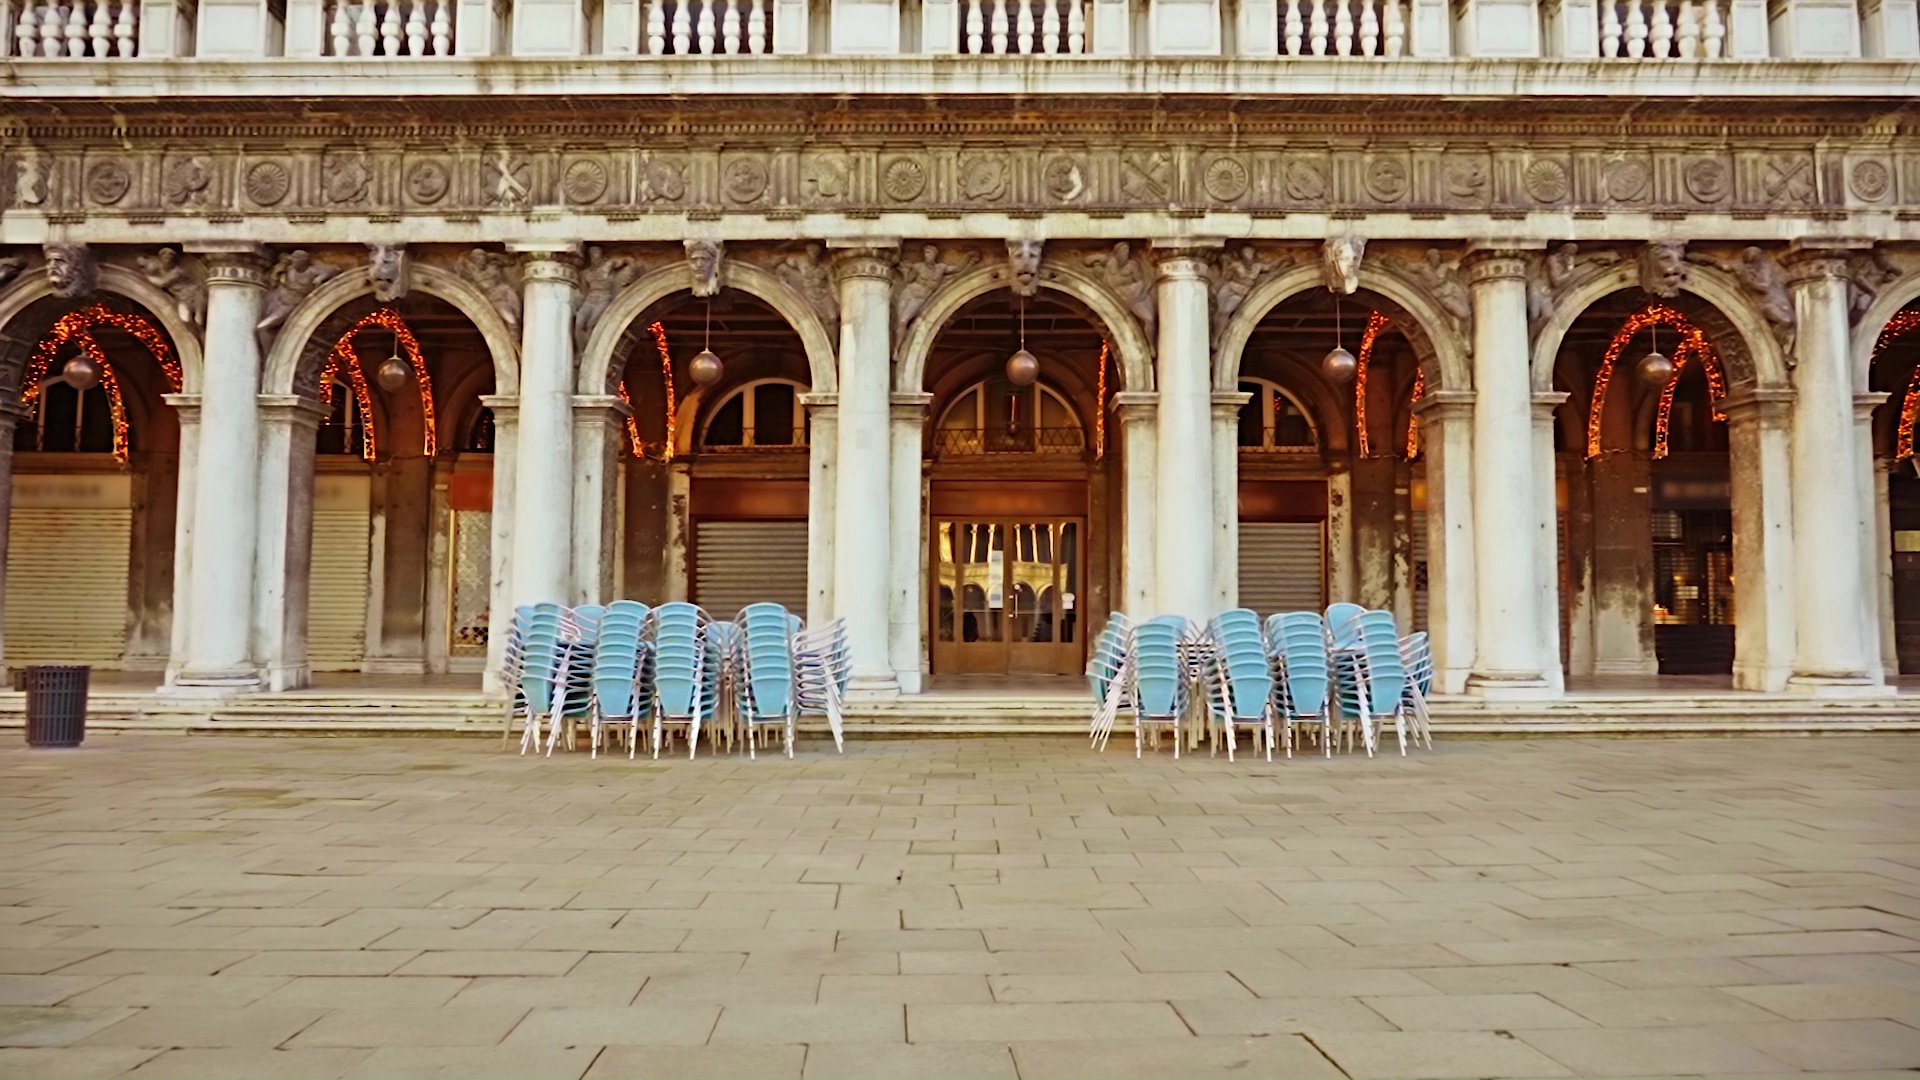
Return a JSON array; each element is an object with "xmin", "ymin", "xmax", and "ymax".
[{"xmin": 24, "ymin": 665, "xmax": 89, "ymax": 748}]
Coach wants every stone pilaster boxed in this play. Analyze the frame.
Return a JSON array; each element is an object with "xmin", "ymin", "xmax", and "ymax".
[
  {"xmin": 1721, "ymin": 386, "xmax": 1797, "ymax": 693},
  {"xmin": 889, "ymin": 391, "xmax": 931, "ymax": 693},
  {"xmin": 1111, "ymin": 390, "xmax": 1159, "ymax": 619},
  {"xmin": 478, "ymin": 393, "xmax": 519, "ymax": 693},
  {"xmin": 1211, "ymin": 389, "xmax": 1251, "ymax": 613},
  {"xmin": 1412, "ymin": 388, "xmax": 1476, "ymax": 694},
  {"xmin": 252, "ymin": 395, "xmax": 329, "ymax": 692},
  {"xmin": 800, "ymin": 391, "xmax": 838, "ymax": 630}
]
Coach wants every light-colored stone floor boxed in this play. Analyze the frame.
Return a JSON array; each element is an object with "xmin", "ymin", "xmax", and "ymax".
[{"xmin": 0, "ymin": 734, "xmax": 1917, "ymax": 1079}]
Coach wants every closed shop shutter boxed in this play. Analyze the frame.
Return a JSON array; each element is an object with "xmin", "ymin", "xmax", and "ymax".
[
  {"xmin": 1238, "ymin": 521, "xmax": 1326, "ymax": 617},
  {"xmin": 1411, "ymin": 509, "xmax": 1428, "ymax": 631},
  {"xmin": 309, "ymin": 505, "xmax": 371, "ymax": 669},
  {"xmin": 5, "ymin": 506, "xmax": 131, "ymax": 666},
  {"xmin": 694, "ymin": 519, "xmax": 808, "ymax": 618}
]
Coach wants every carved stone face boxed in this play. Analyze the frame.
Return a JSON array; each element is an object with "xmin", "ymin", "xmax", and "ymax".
[
  {"xmin": 1007, "ymin": 239, "xmax": 1043, "ymax": 295},
  {"xmin": 1640, "ymin": 242, "xmax": 1688, "ymax": 298},
  {"xmin": 44, "ymin": 244, "xmax": 92, "ymax": 299},
  {"xmin": 1323, "ymin": 237, "xmax": 1364, "ymax": 295},
  {"xmin": 686, "ymin": 240, "xmax": 722, "ymax": 296}
]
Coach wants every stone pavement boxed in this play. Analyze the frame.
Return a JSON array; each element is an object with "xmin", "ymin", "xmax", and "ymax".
[{"xmin": 0, "ymin": 734, "xmax": 1917, "ymax": 1079}]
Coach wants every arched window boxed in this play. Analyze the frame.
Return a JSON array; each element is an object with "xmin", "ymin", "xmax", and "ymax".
[
  {"xmin": 16, "ymin": 378, "xmax": 115, "ymax": 454},
  {"xmin": 316, "ymin": 378, "xmax": 367, "ymax": 457},
  {"xmin": 934, "ymin": 377, "xmax": 1084, "ymax": 456},
  {"xmin": 700, "ymin": 379, "xmax": 808, "ymax": 450},
  {"xmin": 463, "ymin": 407, "xmax": 496, "ymax": 454},
  {"xmin": 1237, "ymin": 378, "xmax": 1317, "ymax": 452}
]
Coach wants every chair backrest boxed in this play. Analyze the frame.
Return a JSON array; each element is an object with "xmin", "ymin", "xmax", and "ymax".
[
  {"xmin": 649, "ymin": 602, "xmax": 709, "ymax": 718},
  {"xmin": 1325, "ymin": 603, "xmax": 1366, "ymax": 648},
  {"xmin": 1131, "ymin": 618, "xmax": 1186, "ymax": 719},
  {"xmin": 739, "ymin": 603, "xmax": 795, "ymax": 719},
  {"xmin": 1400, "ymin": 631, "xmax": 1434, "ymax": 697}
]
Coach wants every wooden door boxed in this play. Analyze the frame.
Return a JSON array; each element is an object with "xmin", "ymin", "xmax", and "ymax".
[{"xmin": 931, "ymin": 517, "xmax": 1083, "ymax": 675}]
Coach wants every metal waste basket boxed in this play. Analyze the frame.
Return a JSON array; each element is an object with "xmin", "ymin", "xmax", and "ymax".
[{"xmin": 24, "ymin": 665, "xmax": 89, "ymax": 747}]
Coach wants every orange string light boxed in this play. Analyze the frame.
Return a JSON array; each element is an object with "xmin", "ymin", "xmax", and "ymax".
[
  {"xmin": 615, "ymin": 380, "xmax": 645, "ymax": 458},
  {"xmin": 1585, "ymin": 303, "xmax": 1722, "ymax": 460},
  {"xmin": 1879, "ymin": 310, "xmax": 1920, "ymax": 460},
  {"xmin": 321, "ymin": 308, "xmax": 438, "ymax": 462},
  {"xmin": 23, "ymin": 304, "xmax": 182, "ymax": 465},
  {"xmin": 1404, "ymin": 366, "xmax": 1426, "ymax": 460},
  {"xmin": 1351, "ymin": 311, "xmax": 1389, "ymax": 457},
  {"xmin": 1094, "ymin": 340, "xmax": 1109, "ymax": 461},
  {"xmin": 651, "ymin": 321, "xmax": 676, "ymax": 462}
]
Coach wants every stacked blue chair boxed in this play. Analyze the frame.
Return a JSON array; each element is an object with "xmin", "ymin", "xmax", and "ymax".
[
  {"xmin": 515, "ymin": 602, "xmax": 574, "ymax": 755},
  {"xmin": 1272, "ymin": 611, "xmax": 1333, "ymax": 758},
  {"xmin": 1205, "ymin": 609, "xmax": 1276, "ymax": 761},
  {"xmin": 1332, "ymin": 609, "xmax": 1410, "ymax": 757},
  {"xmin": 649, "ymin": 602, "xmax": 717, "ymax": 758},
  {"xmin": 1397, "ymin": 629, "xmax": 1436, "ymax": 750},
  {"xmin": 499, "ymin": 604, "xmax": 537, "ymax": 747},
  {"xmin": 1129, "ymin": 616, "xmax": 1189, "ymax": 759},
  {"xmin": 544, "ymin": 604, "xmax": 603, "ymax": 756},
  {"xmin": 794, "ymin": 617, "xmax": 850, "ymax": 753},
  {"xmin": 1324, "ymin": 602, "xmax": 1367, "ymax": 650},
  {"xmin": 1086, "ymin": 612, "xmax": 1132, "ymax": 750},
  {"xmin": 737, "ymin": 603, "xmax": 798, "ymax": 759},
  {"xmin": 705, "ymin": 620, "xmax": 741, "ymax": 753},
  {"xmin": 589, "ymin": 601, "xmax": 652, "ymax": 759}
]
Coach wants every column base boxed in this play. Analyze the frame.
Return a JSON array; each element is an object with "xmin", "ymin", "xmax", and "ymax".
[
  {"xmin": 1465, "ymin": 672, "xmax": 1558, "ymax": 700},
  {"xmin": 162, "ymin": 669, "xmax": 262, "ymax": 696},
  {"xmin": 895, "ymin": 668, "xmax": 925, "ymax": 695},
  {"xmin": 260, "ymin": 663, "xmax": 312, "ymax": 693},
  {"xmin": 1784, "ymin": 672, "xmax": 1895, "ymax": 697}
]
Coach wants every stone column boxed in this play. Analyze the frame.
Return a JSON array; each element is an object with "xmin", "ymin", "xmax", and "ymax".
[
  {"xmin": 1533, "ymin": 391, "xmax": 1568, "ymax": 692},
  {"xmin": 829, "ymin": 243, "xmax": 899, "ymax": 694},
  {"xmin": 252, "ymin": 395, "xmax": 327, "ymax": 692},
  {"xmin": 162, "ymin": 394, "xmax": 200, "ymax": 685},
  {"xmin": 1326, "ymin": 463, "xmax": 1355, "ymax": 602},
  {"xmin": 801, "ymin": 393, "xmax": 838, "ymax": 628},
  {"xmin": 1722, "ymin": 387, "xmax": 1797, "ymax": 693},
  {"xmin": 0, "ymin": 406, "xmax": 22, "ymax": 679},
  {"xmin": 478, "ymin": 394, "xmax": 518, "ymax": 693},
  {"xmin": 1112, "ymin": 391, "xmax": 1158, "ymax": 617},
  {"xmin": 1152, "ymin": 246, "xmax": 1217, "ymax": 621},
  {"xmin": 1211, "ymin": 390, "xmax": 1250, "ymax": 612},
  {"xmin": 890, "ymin": 392, "xmax": 930, "ymax": 693},
  {"xmin": 1413, "ymin": 390, "xmax": 1476, "ymax": 694},
  {"xmin": 1783, "ymin": 248, "xmax": 1885, "ymax": 692},
  {"xmin": 570, "ymin": 393, "xmax": 628, "ymax": 606},
  {"xmin": 1464, "ymin": 250, "xmax": 1552, "ymax": 696},
  {"xmin": 1856, "ymin": 395, "xmax": 1891, "ymax": 681},
  {"xmin": 507, "ymin": 244, "xmax": 580, "ymax": 611},
  {"xmin": 172, "ymin": 246, "xmax": 268, "ymax": 690}
]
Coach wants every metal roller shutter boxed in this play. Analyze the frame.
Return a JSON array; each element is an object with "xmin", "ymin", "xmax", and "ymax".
[
  {"xmin": 1412, "ymin": 509, "xmax": 1428, "ymax": 631},
  {"xmin": 694, "ymin": 519, "xmax": 808, "ymax": 618},
  {"xmin": 5, "ymin": 506, "xmax": 131, "ymax": 666},
  {"xmin": 308, "ymin": 503, "xmax": 371, "ymax": 670},
  {"xmin": 1238, "ymin": 521, "xmax": 1326, "ymax": 618}
]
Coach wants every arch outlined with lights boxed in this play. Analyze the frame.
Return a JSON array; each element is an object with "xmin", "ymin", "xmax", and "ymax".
[
  {"xmin": 320, "ymin": 308, "xmax": 437, "ymax": 463},
  {"xmin": 1879, "ymin": 310, "xmax": 1920, "ymax": 460},
  {"xmin": 1349, "ymin": 311, "xmax": 1391, "ymax": 457},
  {"xmin": 22, "ymin": 304, "xmax": 183, "ymax": 464},
  {"xmin": 1585, "ymin": 303, "xmax": 1724, "ymax": 461}
]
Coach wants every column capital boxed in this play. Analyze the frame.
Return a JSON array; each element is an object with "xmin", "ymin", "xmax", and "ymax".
[
  {"xmin": 517, "ymin": 248, "xmax": 581, "ymax": 286},
  {"xmin": 799, "ymin": 391, "xmax": 839, "ymax": 411},
  {"xmin": 1411, "ymin": 387, "xmax": 1475, "ymax": 419},
  {"xmin": 572, "ymin": 393, "xmax": 630, "ymax": 420},
  {"xmin": 1782, "ymin": 245, "xmax": 1852, "ymax": 286},
  {"xmin": 1718, "ymin": 385, "xmax": 1796, "ymax": 424},
  {"xmin": 1110, "ymin": 390, "xmax": 1160, "ymax": 417},
  {"xmin": 889, "ymin": 391, "xmax": 932, "ymax": 419},
  {"xmin": 830, "ymin": 244, "xmax": 899, "ymax": 283},
  {"xmin": 1531, "ymin": 390, "xmax": 1570, "ymax": 416},
  {"xmin": 1855, "ymin": 391, "xmax": 1891, "ymax": 421},
  {"xmin": 1150, "ymin": 240, "xmax": 1220, "ymax": 281},
  {"xmin": 1211, "ymin": 389, "xmax": 1253, "ymax": 413},
  {"xmin": 192, "ymin": 244, "xmax": 270, "ymax": 287},
  {"xmin": 162, "ymin": 392, "xmax": 203, "ymax": 419},
  {"xmin": 256, "ymin": 393, "xmax": 330, "ymax": 426},
  {"xmin": 505, "ymin": 240, "xmax": 585, "ymax": 257},
  {"xmin": 478, "ymin": 393, "xmax": 520, "ymax": 422},
  {"xmin": 1462, "ymin": 249, "xmax": 1531, "ymax": 284}
]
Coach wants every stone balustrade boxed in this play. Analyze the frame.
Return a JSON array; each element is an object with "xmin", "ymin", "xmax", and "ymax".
[{"xmin": 2, "ymin": 0, "xmax": 1916, "ymax": 58}]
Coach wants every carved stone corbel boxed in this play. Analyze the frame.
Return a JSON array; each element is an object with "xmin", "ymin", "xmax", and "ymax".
[
  {"xmin": 368, "ymin": 243, "xmax": 410, "ymax": 302},
  {"xmin": 44, "ymin": 242, "xmax": 97, "ymax": 300},
  {"xmin": 1322, "ymin": 236, "xmax": 1365, "ymax": 295},
  {"xmin": 686, "ymin": 239, "xmax": 724, "ymax": 298},
  {"xmin": 1006, "ymin": 239, "xmax": 1044, "ymax": 297}
]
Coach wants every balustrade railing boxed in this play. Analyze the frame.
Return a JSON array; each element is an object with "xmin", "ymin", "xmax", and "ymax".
[
  {"xmin": 959, "ymin": 0, "xmax": 1088, "ymax": 54},
  {"xmin": 10, "ymin": 0, "xmax": 138, "ymax": 55},
  {"xmin": 645, "ymin": 0, "xmax": 774, "ymax": 54},
  {"xmin": 934, "ymin": 426, "xmax": 1086, "ymax": 457},
  {"xmin": 325, "ymin": 0, "xmax": 454, "ymax": 54},
  {"xmin": 1598, "ymin": 0, "xmax": 1724, "ymax": 56},
  {"xmin": 1277, "ymin": 0, "xmax": 1403, "ymax": 55}
]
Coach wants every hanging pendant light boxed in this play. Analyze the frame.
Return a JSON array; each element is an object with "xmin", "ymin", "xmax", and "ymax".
[
  {"xmin": 1635, "ymin": 322, "xmax": 1675, "ymax": 389},
  {"xmin": 1006, "ymin": 292, "xmax": 1038, "ymax": 388},
  {"xmin": 60, "ymin": 354, "xmax": 99, "ymax": 391},
  {"xmin": 689, "ymin": 298, "xmax": 723, "ymax": 388},
  {"xmin": 1321, "ymin": 295, "xmax": 1358, "ymax": 384},
  {"xmin": 375, "ymin": 329, "xmax": 410, "ymax": 393}
]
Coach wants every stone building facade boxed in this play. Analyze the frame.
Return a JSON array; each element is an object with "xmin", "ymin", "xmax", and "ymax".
[{"xmin": 3, "ymin": 9, "xmax": 1920, "ymax": 701}]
